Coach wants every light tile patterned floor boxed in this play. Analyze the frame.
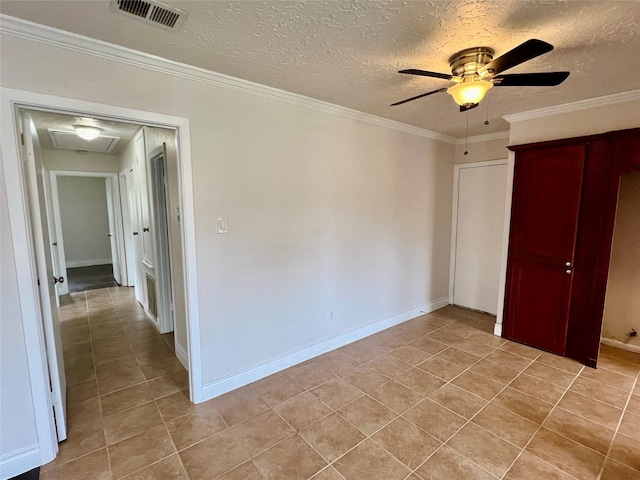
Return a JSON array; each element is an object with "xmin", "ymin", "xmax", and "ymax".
[{"xmin": 43, "ymin": 287, "xmax": 640, "ymax": 480}]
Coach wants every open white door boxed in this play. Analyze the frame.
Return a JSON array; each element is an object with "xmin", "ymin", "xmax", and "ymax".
[
  {"xmin": 127, "ymin": 167, "xmax": 144, "ymax": 303},
  {"xmin": 41, "ymin": 165, "xmax": 62, "ymax": 307},
  {"xmin": 119, "ymin": 171, "xmax": 135, "ymax": 287},
  {"xmin": 105, "ymin": 177, "xmax": 121, "ymax": 285},
  {"xmin": 452, "ymin": 162, "xmax": 508, "ymax": 315},
  {"xmin": 21, "ymin": 111, "xmax": 67, "ymax": 441},
  {"xmin": 48, "ymin": 173, "xmax": 69, "ymax": 296}
]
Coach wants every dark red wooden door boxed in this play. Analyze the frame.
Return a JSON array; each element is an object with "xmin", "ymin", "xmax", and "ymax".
[{"xmin": 504, "ymin": 145, "xmax": 586, "ymax": 355}]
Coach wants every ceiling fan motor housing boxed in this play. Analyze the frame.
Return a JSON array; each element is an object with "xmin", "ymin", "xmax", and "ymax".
[{"xmin": 449, "ymin": 47, "xmax": 495, "ymax": 77}]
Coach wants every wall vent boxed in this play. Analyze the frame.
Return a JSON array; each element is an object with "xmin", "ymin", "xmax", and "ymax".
[
  {"xmin": 110, "ymin": 0, "xmax": 188, "ymax": 31},
  {"xmin": 146, "ymin": 273, "xmax": 157, "ymax": 319}
]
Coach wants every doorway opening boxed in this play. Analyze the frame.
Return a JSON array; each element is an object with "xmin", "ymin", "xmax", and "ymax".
[{"xmin": 12, "ymin": 102, "xmax": 197, "ymax": 458}]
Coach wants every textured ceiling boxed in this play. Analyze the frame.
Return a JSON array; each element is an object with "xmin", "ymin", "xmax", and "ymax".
[{"xmin": 2, "ymin": 1, "xmax": 639, "ymax": 138}]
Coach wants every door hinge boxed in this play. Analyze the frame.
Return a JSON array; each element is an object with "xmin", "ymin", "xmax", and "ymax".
[
  {"xmin": 20, "ymin": 133, "xmax": 24, "ymax": 145},
  {"xmin": 37, "ymin": 278, "xmax": 40, "ymax": 286},
  {"xmin": 50, "ymin": 390, "xmax": 59, "ymax": 408}
]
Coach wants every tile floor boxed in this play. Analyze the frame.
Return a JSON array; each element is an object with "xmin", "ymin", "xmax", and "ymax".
[{"xmin": 42, "ymin": 287, "xmax": 640, "ymax": 480}]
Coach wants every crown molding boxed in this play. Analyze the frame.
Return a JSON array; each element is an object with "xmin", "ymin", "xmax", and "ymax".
[
  {"xmin": 455, "ymin": 130, "xmax": 509, "ymax": 145},
  {"xmin": 504, "ymin": 90, "xmax": 640, "ymax": 123},
  {"xmin": 0, "ymin": 15, "xmax": 457, "ymax": 144}
]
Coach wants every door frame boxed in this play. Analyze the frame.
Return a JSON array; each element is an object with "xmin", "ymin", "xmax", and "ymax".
[
  {"xmin": 148, "ymin": 144, "xmax": 174, "ymax": 334},
  {"xmin": 105, "ymin": 176, "xmax": 123, "ymax": 285},
  {"xmin": 119, "ymin": 169, "xmax": 135, "ymax": 288},
  {"xmin": 49, "ymin": 170, "xmax": 123, "ymax": 294},
  {"xmin": 449, "ymin": 159, "xmax": 511, "ymax": 328},
  {"xmin": 1, "ymin": 87, "xmax": 204, "ymax": 465}
]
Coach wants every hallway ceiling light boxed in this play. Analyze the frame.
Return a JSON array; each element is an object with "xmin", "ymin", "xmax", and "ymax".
[{"xmin": 74, "ymin": 125, "xmax": 103, "ymax": 141}]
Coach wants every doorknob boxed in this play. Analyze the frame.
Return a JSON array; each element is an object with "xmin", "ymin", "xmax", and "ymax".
[
  {"xmin": 106, "ymin": 233, "xmax": 112, "ymax": 237},
  {"xmin": 52, "ymin": 242, "xmax": 57, "ymax": 246},
  {"xmin": 133, "ymin": 231, "xmax": 139, "ymax": 236},
  {"xmin": 143, "ymin": 227, "xmax": 150, "ymax": 232},
  {"xmin": 565, "ymin": 261, "xmax": 571, "ymax": 267},
  {"xmin": 53, "ymin": 276, "xmax": 65, "ymax": 284},
  {"xmin": 566, "ymin": 269, "xmax": 572, "ymax": 274}
]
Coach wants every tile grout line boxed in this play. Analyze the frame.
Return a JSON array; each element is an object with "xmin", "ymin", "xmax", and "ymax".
[
  {"xmin": 55, "ymin": 301, "xmax": 640, "ymax": 480},
  {"xmin": 403, "ymin": 349, "xmax": 545, "ymax": 480},
  {"xmin": 59, "ymin": 288, "xmax": 188, "ymax": 479},
  {"xmin": 289, "ymin": 319, "xmax": 539, "ymax": 479},
  {"xmin": 107, "ymin": 286, "xmax": 190, "ymax": 480},
  {"xmin": 595, "ymin": 370, "xmax": 640, "ymax": 480},
  {"xmin": 292, "ymin": 322, "xmax": 536, "ymax": 479},
  {"xmin": 498, "ymin": 363, "xmax": 586, "ymax": 480}
]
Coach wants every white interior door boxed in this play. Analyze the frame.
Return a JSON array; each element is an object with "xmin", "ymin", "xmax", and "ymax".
[
  {"xmin": 453, "ymin": 163, "xmax": 508, "ymax": 315},
  {"xmin": 21, "ymin": 112, "xmax": 67, "ymax": 441},
  {"xmin": 127, "ymin": 167, "xmax": 144, "ymax": 303},
  {"xmin": 49, "ymin": 173, "xmax": 69, "ymax": 296},
  {"xmin": 41, "ymin": 165, "xmax": 62, "ymax": 306},
  {"xmin": 119, "ymin": 171, "xmax": 134, "ymax": 287},
  {"xmin": 105, "ymin": 177, "xmax": 121, "ymax": 285}
]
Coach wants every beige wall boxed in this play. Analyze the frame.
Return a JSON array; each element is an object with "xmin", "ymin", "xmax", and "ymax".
[
  {"xmin": 57, "ymin": 176, "xmax": 112, "ymax": 265},
  {"xmin": 454, "ymin": 135, "xmax": 509, "ymax": 164},
  {"xmin": 1, "ymin": 33, "xmax": 455, "ymax": 391},
  {"xmin": 43, "ymin": 149, "xmax": 120, "ymax": 173},
  {"xmin": 602, "ymin": 171, "xmax": 640, "ymax": 348}
]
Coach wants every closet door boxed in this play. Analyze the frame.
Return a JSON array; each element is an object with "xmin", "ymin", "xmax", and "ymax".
[{"xmin": 504, "ymin": 145, "xmax": 586, "ymax": 355}]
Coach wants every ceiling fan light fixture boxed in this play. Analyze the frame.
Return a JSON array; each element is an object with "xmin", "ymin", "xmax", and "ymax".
[
  {"xmin": 447, "ymin": 77, "xmax": 493, "ymax": 106},
  {"xmin": 74, "ymin": 125, "xmax": 103, "ymax": 141}
]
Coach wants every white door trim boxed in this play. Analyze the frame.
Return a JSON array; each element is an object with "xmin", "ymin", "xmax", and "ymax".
[
  {"xmin": 148, "ymin": 145, "xmax": 174, "ymax": 334},
  {"xmin": 105, "ymin": 177, "xmax": 122, "ymax": 285},
  {"xmin": 449, "ymin": 160, "xmax": 509, "ymax": 323},
  {"xmin": 494, "ymin": 152, "xmax": 516, "ymax": 336},
  {"xmin": 1, "ymin": 101, "xmax": 59, "ymax": 466},
  {"xmin": 1, "ymin": 89, "xmax": 203, "ymax": 451}
]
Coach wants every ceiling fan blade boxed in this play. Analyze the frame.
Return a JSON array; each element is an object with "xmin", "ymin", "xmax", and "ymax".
[
  {"xmin": 460, "ymin": 103, "xmax": 479, "ymax": 112},
  {"xmin": 493, "ymin": 72, "xmax": 570, "ymax": 86},
  {"xmin": 478, "ymin": 39, "xmax": 554, "ymax": 76},
  {"xmin": 398, "ymin": 69, "xmax": 453, "ymax": 80},
  {"xmin": 390, "ymin": 87, "xmax": 447, "ymax": 106}
]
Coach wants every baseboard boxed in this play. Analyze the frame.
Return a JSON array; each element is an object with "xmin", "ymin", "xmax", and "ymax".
[
  {"xmin": 494, "ymin": 323, "xmax": 503, "ymax": 336},
  {"xmin": 175, "ymin": 342, "xmax": 189, "ymax": 371},
  {"xmin": 601, "ymin": 337, "xmax": 640, "ymax": 354},
  {"xmin": 0, "ymin": 445, "xmax": 40, "ymax": 480},
  {"xmin": 66, "ymin": 258, "xmax": 112, "ymax": 268},
  {"xmin": 202, "ymin": 297, "xmax": 449, "ymax": 401}
]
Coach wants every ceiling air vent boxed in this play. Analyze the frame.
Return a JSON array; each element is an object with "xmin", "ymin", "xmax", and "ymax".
[{"xmin": 110, "ymin": 0, "xmax": 188, "ymax": 31}]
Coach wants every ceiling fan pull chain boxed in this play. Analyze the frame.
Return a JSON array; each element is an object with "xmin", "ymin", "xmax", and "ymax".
[
  {"xmin": 484, "ymin": 93, "xmax": 490, "ymax": 125},
  {"xmin": 464, "ymin": 112, "xmax": 469, "ymax": 156}
]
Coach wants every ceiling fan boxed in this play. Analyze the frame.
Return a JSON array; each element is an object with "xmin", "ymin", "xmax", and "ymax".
[{"xmin": 391, "ymin": 39, "xmax": 569, "ymax": 111}]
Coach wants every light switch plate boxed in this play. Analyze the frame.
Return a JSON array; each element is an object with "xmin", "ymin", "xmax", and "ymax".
[{"xmin": 217, "ymin": 216, "xmax": 229, "ymax": 234}]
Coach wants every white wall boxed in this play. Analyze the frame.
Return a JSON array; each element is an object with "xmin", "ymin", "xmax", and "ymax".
[
  {"xmin": 0, "ymin": 32, "xmax": 454, "ymax": 392},
  {"xmin": 602, "ymin": 171, "xmax": 640, "ymax": 348},
  {"xmin": 42, "ymin": 149, "xmax": 119, "ymax": 173},
  {"xmin": 455, "ymin": 135, "xmax": 509, "ymax": 164},
  {"xmin": 0, "ymin": 162, "xmax": 39, "ymax": 475},
  {"xmin": 57, "ymin": 176, "xmax": 112, "ymax": 266}
]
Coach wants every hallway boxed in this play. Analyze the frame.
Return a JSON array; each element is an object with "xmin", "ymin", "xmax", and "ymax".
[{"xmin": 43, "ymin": 296, "xmax": 639, "ymax": 479}]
